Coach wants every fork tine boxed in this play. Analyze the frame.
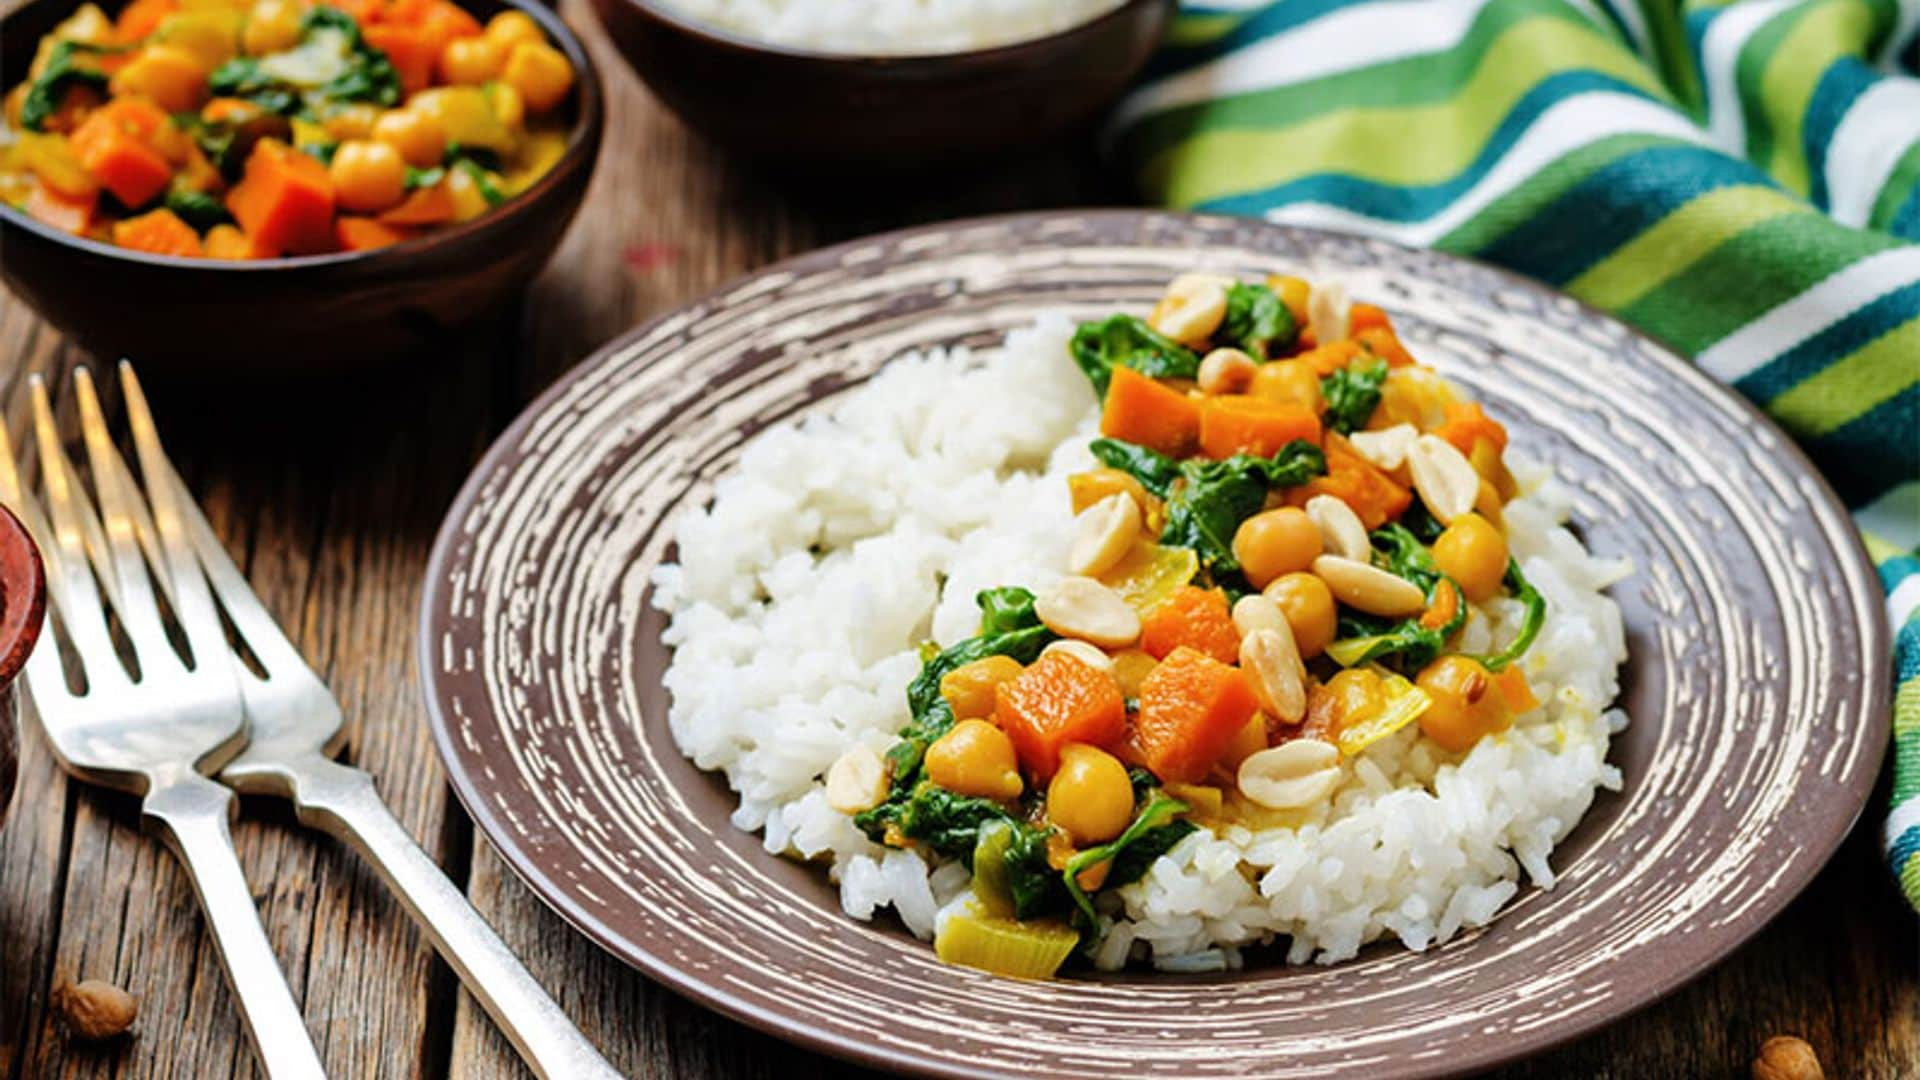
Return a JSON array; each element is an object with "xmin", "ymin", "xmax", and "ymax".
[
  {"xmin": 73, "ymin": 368, "xmax": 177, "ymax": 664},
  {"xmin": 28, "ymin": 377, "xmax": 129, "ymax": 688},
  {"xmin": 119, "ymin": 363, "xmax": 231, "ymax": 669}
]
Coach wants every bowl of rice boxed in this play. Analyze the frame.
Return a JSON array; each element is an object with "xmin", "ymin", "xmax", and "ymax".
[
  {"xmin": 420, "ymin": 211, "xmax": 1889, "ymax": 1078},
  {"xmin": 587, "ymin": 0, "xmax": 1172, "ymax": 170}
]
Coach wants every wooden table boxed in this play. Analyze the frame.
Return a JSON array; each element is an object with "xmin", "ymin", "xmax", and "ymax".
[{"xmin": 1, "ymin": 5, "xmax": 1915, "ymax": 1076}]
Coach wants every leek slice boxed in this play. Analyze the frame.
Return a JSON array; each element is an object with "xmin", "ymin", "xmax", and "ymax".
[
  {"xmin": 934, "ymin": 908, "xmax": 1079, "ymax": 980},
  {"xmin": 969, "ymin": 822, "xmax": 1015, "ymax": 918},
  {"xmin": 1334, "ymin": 671, "xmax": 1432, "ymax": 756}
]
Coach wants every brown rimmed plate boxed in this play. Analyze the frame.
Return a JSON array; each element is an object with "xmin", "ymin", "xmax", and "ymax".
[{"xmin": 418, "ymin": 210, "xmax": 1889, "ymax": 1079}]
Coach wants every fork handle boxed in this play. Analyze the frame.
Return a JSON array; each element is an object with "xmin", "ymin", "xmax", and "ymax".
[
  {"xmin": 284, "ymin": 755, "xmax": 621, "ymax": 1080},
  {"xmin": 142, "ymin": 772, "xmax": 327, "ymax": 1080}
]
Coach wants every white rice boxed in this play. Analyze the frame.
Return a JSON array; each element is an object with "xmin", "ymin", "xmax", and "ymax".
[
  {"xmin": 654, "ymin": 0, "xmax": 1128, "ymax": 55},
  {"xmin": 650, "ymin": 315, "xmax": 1632, "ymax": 969}
]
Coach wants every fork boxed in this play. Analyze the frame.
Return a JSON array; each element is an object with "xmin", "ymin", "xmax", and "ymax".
[
  {"xmin": 111, "ymin": 364, "xmax": 620, "ymax": 1080},
  {"xmin": 1, "ymin": 371, "xmax": 327, "ymax": 1078}
]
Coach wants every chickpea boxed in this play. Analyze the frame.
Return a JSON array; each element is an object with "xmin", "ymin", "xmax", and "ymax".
[
  {"xmin": 1263, "ymin": 572, "xmax": 1337, "ymax": 659},
  {"xmin": 372, "ymin": 107, "xmax": 446, "ymax": 168},
  {"xmin": 500, "ymin": 41, "xmax": 573, "ymax": 113},
  {"xmin": 328, "ymin": 140, "xmax": 407, "ymax": 213},
  {"xmin": 1248, "ymin": 358, "xmax": 1323, "ymax": 413},
  {"xmin": 243, "ymin": 0, "xmax": 303, "ymax": 56},
  {"xmin": 939, "ymin": 655, "xmax": 1022, "ymax": 721},
  {"xmin": 440, "ymin": 35, "xmax": 507, "ymax": 86},
  {"xmin": 1415, "ymin": 656, "xmax": 1510, "ymax": 752},
  {"xmin": 1432, "ymin": 513, "xmax": 1508, "ymax": 602},
  {"xmin": 322, "ymin": 104, "xmax": 381, "ymax": 142},
  {"xmin": 1232, "ymin": 507, "xmax": 1322, "ymax": 589},
  {"xmin": 1109, "ymin": 648, "xmax": 1158, "ymax": 699},
  {"xmin": 109, "ymin": 44, "xmax": 207, "ymax": 114},
  {"xmin": 924, "ymin": 719, "xmax": 1023, "ymax": 802},
  {"xmin": 1266, "ymin": 274, "xmax": 1310, "ymax": 328},
  {"xmin": 485, "ymin": 10, "xmax": 546, "ymax": 48},
  {"xmin": 1046, "ymin": 743, "xmax": 1133, "ymax": 845}
]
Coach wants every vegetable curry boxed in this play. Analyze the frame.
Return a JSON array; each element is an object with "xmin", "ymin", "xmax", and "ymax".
[
  {"xmin": 1, "ymin": 0, "xmax": 575, "ymax": 257},
  {"xmin": 823, "ymin": 272, "xmax": 1548, "ymax": 980}
]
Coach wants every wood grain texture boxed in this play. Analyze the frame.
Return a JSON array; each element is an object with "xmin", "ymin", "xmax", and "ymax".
[{"xmin": 0, "ymin": 1, "xmax": 1913, "ymax": 1077}]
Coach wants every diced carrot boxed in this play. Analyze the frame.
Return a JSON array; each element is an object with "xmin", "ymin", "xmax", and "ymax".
[
  {"xmin": 111, "ymin": 207, "xmax": 203, "ymax": 256},
  {"xmin": 1197, "ymin": 395, "xmax": 1321, "ymax": 460},
  {"xmin": 1433, "ymin": 401, "xmax": 1508, "ymax": 456},
  {"xmin": 1133, "ymin": 646, "xmax": 1260, "ymax": 783},
  {"xmin": 993, "ymin": 651, "xmax": 1127, "ymax": 780},
  {"xmin": 335, "ymin": 215, "xmax": 414, "ymax": 251},
  {"xmin": 1349, "ymin": 303, "xmax": 1392, "ymax": 335},
  {"xmin": 24, "ymin": 178, "xmax": 97, "ymax": 234},
  {"xmin": 1419, "ymin": 578, "xmax": 1458, "ymax": 631},
  {"xmin": 68, "ymin": 106, "xmax": 174, "ymax": 208},
  {"xmin": 86, "ymin": 97, "xmax": 171, "ymax": 145},
  {"xmin": 225, "ymin": 138, "xmax": 336, "ymax": 255},
  {"xmin": 1294, "ymin": 338, "xmax": 1362, "ymax": 376},
  {"xmin": 363, "ymin": 23, "xmax": 440, "ymax": 94},
  {"xmin": 376, "ymin": 181, "xmax": 455, "ymax": 226},
  {"xmin": 1288, "ymin": 431, "xmax": 1410, "ymax": 529},
  {"xmin": 1099, "ymin": 366, "xmax": 1200, "ymax": 457},
  {"xmin": 1356, "ymin": 326, "xmax": 1415, "ymax": 367},
  {"xmin": 203, "ymin": 223, "xmax": 269, "ymax": 259},
  {"xmin": 1139, "ymin": 585, "xmax": 1239, "ymax": 664},
  {"xmin": 1493, "ymin": 666, "xmax": 1538, "ymax": 714},
  {"xmin": 116, "ymin": 0, "xmax": 180, "ymax": 42}
]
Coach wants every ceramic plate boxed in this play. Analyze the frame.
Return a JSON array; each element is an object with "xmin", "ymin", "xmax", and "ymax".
[{"xmin": 419, "ymin": 211, "xmax": 1889, "ymax": 1079}]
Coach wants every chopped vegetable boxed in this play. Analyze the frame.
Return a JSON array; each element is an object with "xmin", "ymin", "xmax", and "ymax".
[
  {"xmin": 1100, "ymin": 366, "xmax": 1200, "ymax": 458},
  {"xmin": 1139, "ymin": 585, "xmax": 1238, "ymax": 664},
  {"xmin": 24, "ymin": 177, "xmax": 96, "ymax": 233},
  {"xmin": 1197, "ymin": 395, "xmax": 1322, "ymax": 459},
  {"xmin": 1332, "ymin": 669, "xmax": 1431, "ymax": 755},
  {"xmin": 69, "ymin": 101, "xmax": 173, "ymax": 206},
  {"xmin": 1218, "ymin": 280, "xmax": 1294, "ymax": 356},
  {"xmin": 934, "ymin": 908, "xmax": 1080, "ymax": 980},
  {"xmin": 1134, "ymin": 646, "xmax": 1259, "ymax": 783},
  {"xmin": 19, "ymin": 41, "xmax": 111, "ymax": 132},
  {"xmin": 993, "ymin": 650, "xmax": 1126, "ymax": 780},
  {"xmin": 1472, "ymin": 560, "xmax": 1546, "ymax": 671},
  {"xmin": 1292, "ymin": 432, "xmax": 1410, "ymax": 529},
  {"xmin": 334, "ymin": 213, "xmax": 411, "ymax": 250},
  {"xmin": 1099, "ymin": 542, "xmax": 1199, "ymax": 616},
  {"xmin": 1070, "ymin": 314, "xmax": 1199, "ymax": 399},
  {"xmin": 225, "ymin": 137, "xmax": 334, "ymax": 253},
  {"xmin": 110, "ymin": 206, "xmax": 202, "ymax": 255}
]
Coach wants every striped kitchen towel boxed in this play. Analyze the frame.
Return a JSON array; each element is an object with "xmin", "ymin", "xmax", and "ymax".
[{"xmin": 1110, "ymin": 0, "xmax": 1920, "ymax": 911}]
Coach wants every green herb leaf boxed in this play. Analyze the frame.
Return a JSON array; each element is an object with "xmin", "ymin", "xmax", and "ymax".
[
  {"xmin": 454, "ymin": 158, "xmax": 504, "ymax": 205},
  {"xmin": 1474, "ymin": 559, "xmax": 1546, "ymax": 671},
  {"xmin": 19, "ymin": 41, "xmax": 110, "ymax": 132},
  {"xmin": 1320, "ymin": 355, "xmax": 1389, "ymax": 435},
  {"xmin": 163, "ymin": 187, "xmax": 230, "ymax": 230},
  {"xmin": 403, "ymin": 165, "xmax": 445, "ymax": 191},
  {"xmin": 1158, "ymin": 441, "xmax": 1326, "ymax": 584},
  {"xmin": 1219, "ymin": 281, "xmax": 1294, "ymax": 357},
  {"xmin": 1087, "ymin": 438, "xmax": 1182, "ymax": 498},
  {"xmin": 976, "ymin": 586, "xmax": 1040, "ymax": 636},
  {"xmin": 1069, "ymin": 315, "xmax": 1200, "ymax": 399},
  {"xmin": 1064, "ymin": 794, "xmax": 1189, "ymax": 927}
]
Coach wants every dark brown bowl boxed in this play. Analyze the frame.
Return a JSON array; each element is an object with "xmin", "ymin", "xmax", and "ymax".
[
  {"xmin": 0, "ymin": 505, "xmax": 46, "ymax": 830},
  {"xmin": 589, "ymin": 0, "xmax": 1171, "ymax": 171},
  {"xmin": 0, "ymin": 0, "xmax": 604, "ymax": 377}
]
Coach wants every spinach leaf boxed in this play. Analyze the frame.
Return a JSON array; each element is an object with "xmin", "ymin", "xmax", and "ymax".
[
  {"xmin": 1088, "ymin": 438, "xmax": 1182, "ymax": 498},
  {"xmin": 1397, "ymin": 496, "xmax": 1445, "ymax": 542},
  {"xmin": 454, "ymin": 158, "xmax": 504, "ymax": 205},
  {"xmin": 164, "ymin": 188, "xmax": 230, "ymax": 230},
  {"xmin": 19, "ymin": 41, "xmax": 110, "ymax": 132},
  {"xmin": 403, "ymin": 165, "xmax": 445, "ymax": 191},
  {"xmin": 1370, "ymin": 523, "xmax": 1439, "ymax": 592},
  {"xmin": 896, "ymin": 785, "xmax": 1018, "ymax": 857},
  {"xmin": 1001, "ymin": 821, "xmax": 1068, "ymax": 919},
  {"xmin": 854, "ymin": 590, "xmax": 1055, "ymax": 839},
  {"xmin": 1320, "ymin": 355, "xmax": 1389, "ymax": 435},
  {"xmin": 208, "ymin": 6, "xmax": 399, "ymax": 117},
  {"xmin": 977, "ymin": 586, "xmax": 1040, "ymax": 635},
  {"xmin": 1219, "ymin": 281, "xmax": 1294, "ymax": 357},
  {"xmin": 1104, "ymin": 820, "xmax": 1197, "ymax": 891},
  {"xmin": 1064, "ymin": 794, "xmax": 1189, "ymax": 926},
  {"xmin": 1070, "ymin": 315, "xmax": 1200, "ymax": 399},
  {"xmin": 1475, "ymin": 559, "xmax": 1546, "ymax": 671},
  {"xmin": 1159, "ymin": 441, "xmax": 1326, "ymax": 584}
]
